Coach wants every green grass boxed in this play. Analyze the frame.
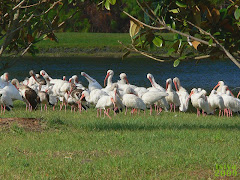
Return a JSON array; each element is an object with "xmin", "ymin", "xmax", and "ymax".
[
  {"xmin": 36, "ymin": 33, "xmax": 132, "ymax": 49},
  {"xmin": 33, "ymin": 32, "xmax": 178, "ymax": 57},
  {"xmin": 0, "ymin": 101, "xmax": 240, "ymax": 179}
]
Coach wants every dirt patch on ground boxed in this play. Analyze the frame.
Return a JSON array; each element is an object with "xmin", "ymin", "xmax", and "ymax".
[{"xmin": 0, "ymin": 118, "xmax": 42, "ymax": 131}]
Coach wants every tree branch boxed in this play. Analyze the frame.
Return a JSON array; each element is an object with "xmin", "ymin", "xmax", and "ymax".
[
  {"xmin": 118, "ymin": 41, "xmax": 173, "ymax": 62},
  {"xmin": 179, "ymin": 18, "xmax": 240, "ymax": 68},
  {"xmin": 123, "ymin": 11, "xmax": 217, "ymax": 47}
]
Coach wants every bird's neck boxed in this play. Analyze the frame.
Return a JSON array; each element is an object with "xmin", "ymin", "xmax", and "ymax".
[{"xmin": 107, "ymin": 75, "xmax": 113, "ymax": 87}]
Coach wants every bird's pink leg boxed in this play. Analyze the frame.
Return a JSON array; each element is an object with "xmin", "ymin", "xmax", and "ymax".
[
  {"xmin": 202, "ymin": 110, "xmax": 205, "ymax": 115},
  {"xmin": 71, "ymin": 106, "xmax": 73, "ymax": 112},
  {"xmin": 159, "ymin": 107, "xmax": 162, "ymax": 113},
  {"xmin": 150, "ymin": 105, "xmax": 152, "ymax": 115},
  {"xmin": 134, "ymin": 108, "xmax": 138, "ymax": 115},
  {"xmin": 104, "ymin": 110, "xmax": 112, "ymax": 119},
  {"xmin": 97, "ymin": 109, "xmax": 99, "ymax": 117},
  {"xmin": 224, "ymin": 109, "xmax": 228, "ymax": 117},
  {"xmin": 125, "ymin": 107, "xmax": 127, "ymax": 115},
  {"xmin": 41, "ymin": 104, "xmax": 43, "ymax": 112},
  {"xmin": 25, "ymin": 104, "xmax": 28, "ymax": 111},
  {"xmin": 170, "ymin": 104, "xmax": 172, "ymax": 112},
  {"xmin": 1, "ymin": 105, "xmax": 3, "ymax": 114},
  {"xmin": 45, "ymin": 104, "xmax": 47, "ymax": 111},
  {"xmin": 131, "ymin": 108, "xmax": 136, "ymax": 115},
  {"xmin": 100, "ymin": 109, "xmax": 102, "ymax": 117},
  {"xmin": 3, "ymin": 105, "xmax": 6, "ymax": 114},
  {"xmin": 78, "ymin": 103, "xmax": 82, "ymax": 113},
  {"xmin": 197, "ymin": 108, "xmax": 199, "ymax": 117},
  {"xmin": 65, "ymin": 104, "xmax": 67, "ymax": 112},
  {"xmin": 174, "ymin": 104, "xmax": 176, "ymax": 112},
  {"xmin": 219, "ymin": 110, "xmax": 221, "ymax": 117},
  {"xmin": 53, "ymin": 106, "xmax": 55, "ymax": 111},
  {"xmin": 157, "ymin": 107, "xmax": 162, "ymax": 115}
]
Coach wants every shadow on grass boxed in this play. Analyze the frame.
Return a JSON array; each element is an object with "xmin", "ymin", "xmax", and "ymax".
[{"xmin": 81, "ymin": 122, "xmax": 240, "ymax": 131}]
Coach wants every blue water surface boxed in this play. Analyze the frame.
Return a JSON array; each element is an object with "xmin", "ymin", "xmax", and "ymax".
[{"xmin": 6, "ymin": 57, "xmax": 240, "ymax": 93}]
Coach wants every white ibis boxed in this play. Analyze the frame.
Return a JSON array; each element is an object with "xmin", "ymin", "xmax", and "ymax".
[
  {"xmin": 141, "ymin": 91, "xmax": 168, "ymax": 115},
  {"xmin": 166, "ymin": 78, "xmax": 180, "ymax": 112},
  {"xmin": 104, "ymin": 70, "xmax": 114, "ymax": 89},
  {"xmin": 0, "ymin": 72, "xmax": 9, "ymax": 88},
  {"xmin": 146, "ymin": 73, "xmax": 169, "ymax": 111},
  {"xmin": 173, "ymin": 77, "xmax": 189, "ymax": 112},
  {"xmin": 95, "ymin": 87, "xmax": 117, "ymax": 119},
  {"xmin": 188, "ymin": 88, "xmax": 201, "ymax": 116},
  {"xmin": 71, "ymin": 75, "xmax": 85, "ymax": 90},
  {"xmin": 221, "ymin": 85, "xmax": 240, "ymax": 116},
  {"xmin": 189, "ymin": 89, "xmax": 212, "ymax": 116},
  {"xmin": 122, "ymin": 87, "xmax": 146, "ymax": 115},
  {"xmin": 81, "ymin": 71, "xmax": 102, "ymax": 91},
  {"xmin": 208, "ymin": 89, "xmax": 225, "ymax": 116},
  {"xmin": 37, "ymin": 85, "xmax": 50, "ymax": 111},
  {"xmin": 0, "ymin": 89, "xmax": 13, "ymax": 114}
]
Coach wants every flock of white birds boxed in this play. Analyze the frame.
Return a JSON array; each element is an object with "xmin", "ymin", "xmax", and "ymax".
[{"xmin": 0, "ymin": 69, "xmax": 239, "ymax": 118}]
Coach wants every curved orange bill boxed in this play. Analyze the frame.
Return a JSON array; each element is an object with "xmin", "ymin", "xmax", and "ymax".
[
  {"xmin": 80, "ymin": 94, "xmax": 85, "ymax": 101},
  {"xmin": 237, "ymin": 91, "xmax": 240, "ymax": 98},
  {"xmin": 33, "ymin": 75, "xmax": 40, "ymax": 84},
  {"xmin": 226, "ymin": 87, "xmax": 235, "ymax": 97},
  {"xmin": 166, "ymin": 82, "xmax": 168, "ymax": 90},
  {"xmin": 104, "ymin": 73, "xmax": 110, "ymax": 87},
  {"xmin": 110, "ymin": 97, "xmax": 116, "ymax": 108},
  {"xmin": 148, "ymin": 77, "xmax": 155, "ymax": 88},
  {"xmin": 186, "ymin": 91, "xmax": 193, "ymax": 104},
  {"xmin": 213, "ymin": 83, "xmax": 220, "ymax": 90},
  {"xmin": 174, "ymin": 81, "xmax": 179, "ymax": 92},
  {"xmin": 124, "ymin": 77, "xmax": 129, "ymax": 84}
]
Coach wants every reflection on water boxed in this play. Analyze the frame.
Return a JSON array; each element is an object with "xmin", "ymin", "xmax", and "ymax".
[{"xmin": 5, "ymin": 57, "xmax": 240, "ymax": 93}]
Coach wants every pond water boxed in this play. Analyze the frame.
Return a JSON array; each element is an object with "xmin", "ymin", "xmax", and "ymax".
[{"xmin": 5, "ymin": 57, "xmax": 240, "ymax": 93}]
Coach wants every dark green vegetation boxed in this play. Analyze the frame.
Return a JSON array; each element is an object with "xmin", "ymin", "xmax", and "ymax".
[{"xmin": 0, "ymin": 101, "xmax": 240, "ymax": 179}]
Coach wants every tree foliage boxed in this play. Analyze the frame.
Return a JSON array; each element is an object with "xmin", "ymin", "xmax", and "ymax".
[
  {"xmin": 0, "ymin": 0, "xmax": 83, "ymax": 70},
  {"xmin": 106, "ymin": 0, "xmax": 240, "ymax": 68}
]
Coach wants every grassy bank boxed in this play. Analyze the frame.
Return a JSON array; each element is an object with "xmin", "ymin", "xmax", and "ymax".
[
  {"xmin": 0, "ymin": 101, "xmax": 239, "ymax": 179},
  {"xmin": 35, "ymin": 33, "xmax": 176, "ymax": 57}
]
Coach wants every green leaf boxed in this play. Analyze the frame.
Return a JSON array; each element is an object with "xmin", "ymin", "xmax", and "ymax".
[
  {"xmin": 179, "ymin": 55, "xmax": 186, "ymax": 60},
  {"xmin": 183, "ymin": 20, "xmax": 187, "ymax": 26},
  {"xmin": 105, "ymin": 0, "xmax": 110, "ymax": 10},
  {"xmin": 169, "ymin": 9, "xmax": 180, "ymax": 13},
  {"xmin": 209, "ymin": 38, "xmax": 213, "ymax": 46},
  {"xmin": 234, "ymin": 8, "xmax": 240, "ymax": 20},
  {"xmin": 176, "ymin": 1, "xmax": 187, "ymax": 8},
  {"xmin": 168, "ymin": 48, "xmax": 175, "ymax": 55},
  {"xmin": 173, "ymin": 59, "xmax": 180, "ymax": 67},
  {"xmin": 213, "ymin": 32, "xmax": 220, "ymax": 36},
  {"xmin": 108, "ymin": 0, "xmax": 116, "ymax": 5},
  {"xmin": 68, "ymin": 0, "xmax": 73, "ymax": 3},
  {"xmin": 153, "ymin": 37, "xmax": 163, "ymax": 47},
  {"xmin": 172, "ymin": 21, "xmax": 176, "ymax": 29},
  {"xmin": 154, "ymin": 4, "xmax": 161, "ymax": 15}
]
